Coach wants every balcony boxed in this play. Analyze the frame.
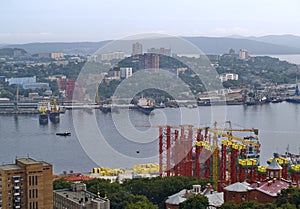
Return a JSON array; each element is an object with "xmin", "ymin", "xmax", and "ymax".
[
  {"xmin": 14, "ymin": 186, "xmax": 20, "ymax": 190},
  {"xmin": 14, "ymin": 197, "xmax": 21, "ymax": 203},
  {"xmin": 13, "ymin": 192, "xmax": 20, "ymax": 196},
  {"xmin": 13, "ymin": 176, "xmax": 21, "ymax": 184},
  {"xmin": 14, "ymin": 206, "xmax": 20, "ymax": 209}
]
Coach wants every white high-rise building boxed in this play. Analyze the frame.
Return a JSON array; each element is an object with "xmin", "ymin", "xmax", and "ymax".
[{"xmin": 120, "ymin": 67, "xmax": 133, "ymax": 79}]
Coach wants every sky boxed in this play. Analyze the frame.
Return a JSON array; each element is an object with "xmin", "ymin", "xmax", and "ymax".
[{"xmin": 1, "ymin": 0, "xmax": 300, "ymax": 43}]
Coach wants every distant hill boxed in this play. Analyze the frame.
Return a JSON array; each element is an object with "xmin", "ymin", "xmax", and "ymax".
[
  {"xmin": 2, "ymin": 35, "xmax": 300, "ymax": 55},
  {"xmin": 2, "ymin": 41, "xmax": 110, "ymax": 55},
  {"xmin": 185, "ymin": 36, "xmax": 300, "ymax": 54},
  {"xmin": 245, "ymin": 34, "xmax": 300, "ymax": 50},
  {"xmin": 0, "ymin": 48, "xmax": 28, "ymax": 57}
]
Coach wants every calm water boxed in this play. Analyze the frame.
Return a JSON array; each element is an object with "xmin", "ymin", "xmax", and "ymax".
[
  {"xmin": 265, "ymin": 54, "xmax": 300, "ymax": 65},
  {"xmin": 0, "ymin": 102, "xmax": 299, "ymax": 174}
]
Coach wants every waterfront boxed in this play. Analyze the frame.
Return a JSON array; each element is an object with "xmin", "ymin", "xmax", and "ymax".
[{"xmin": 0, "ymin": 102, "xmax": 299, "ymax": 174}]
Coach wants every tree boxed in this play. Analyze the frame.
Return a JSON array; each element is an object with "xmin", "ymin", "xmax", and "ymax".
[
  {"xmin": 276, "ymin": 187, "xmax": 300, "ymax": 207},
  {"xmin": 53, "ymin": 178, "xmax": 72, "ymax": 190},
  {"xmin": 125, "ymin": 200, "xmax": 158, "ymax": 209},
  {"xmin": 178, "ymin": 194, "xmax": 209, "ymax": 209},
  {"xmin": 219, "ymin": 201, "xmax": 239, "ymax": 209},
  {"xmin": 239, "ymin": 201, "xmax": 262, "ymax": 209}
]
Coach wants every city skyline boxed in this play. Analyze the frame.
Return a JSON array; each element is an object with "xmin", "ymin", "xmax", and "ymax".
[{"xmin": 1, "ymin": 0, "xmax": 300, "ymax": 43}]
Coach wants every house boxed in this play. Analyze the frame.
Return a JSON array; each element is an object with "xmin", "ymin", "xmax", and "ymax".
[
  {"xmin": 165, "ymin": 184, "xmax": 224, "ymax": 209},
  {"xmin": 224, "ymin": 159, "xmax": 293, "ymax": 204}
]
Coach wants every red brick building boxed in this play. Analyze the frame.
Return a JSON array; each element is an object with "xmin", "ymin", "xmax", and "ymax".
[{"xmin": 224, "ymin": 159, "xmax": 292, "ymax": 204}]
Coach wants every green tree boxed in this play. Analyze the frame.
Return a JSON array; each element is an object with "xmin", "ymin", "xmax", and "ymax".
[
  {"xmin": 53, "ymin": 178, "xmax": 72, "ymax": 190},
  {"xmin": 178, "ymin": 194, "xmax": 209, "ymax": 209},
  {"xmin": 277, "ymin": 203, "xmax": 297, "ymax": 209},
  {"xmin": 125, "ymin": 199, "xmax": 158, "ymax": 209},
  {"xmin": 219, "ymin": 201, "xmax": 239, "ymax": 209},
  {"xmin": 239, "ymin": 201, "xmax": 262, "ymax": 209}
]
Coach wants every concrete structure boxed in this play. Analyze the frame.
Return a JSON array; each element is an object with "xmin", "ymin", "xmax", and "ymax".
[
  {"xmin": 165, "ymin": 184, "xmax": 223, "ymax": 209},
  {"xmin": 7, "ymin": 76, "xmax": 36, "ymax": 86},
  {"xmin": 120, "ymin": 67, "xmax": 133, "ymax": 79},
  {"xmin": 147, "ymin": 47, "xmax": 171, "ymax": 56},
  {"xmin": 139, "ymin": 53, "xmax": 159, "ymax": 71},
  {"xmin": 50, "ymin": 52, "xmax": 64, "ymax": 59},
  {"xmin": 88, "ymin": 52, "xmax": 124, "ymax": 62},
  {"xmin": 239, "ymin": 49, "xmax": 249, "ymax": 60},
  {"xmin": 132, "ymin": 42, "xmax": 143, "ymax": 56},
  {"xmin": 54, "ymin": 183, "xmax": 110, "ymax": 209},
  {"xmin": 22, "ymin": 82, "xmax": 49, "ymax": 90},
  {"xmin": 0, "ymin": 158, "xmax": 53, "ymax": 209},
  {"xmin": 219, "ymin": 73, "xmax": 239, "ymax": 82}
]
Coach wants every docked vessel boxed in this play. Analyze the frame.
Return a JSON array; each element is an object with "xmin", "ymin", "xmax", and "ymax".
[
  {"xmin": 39, "ymin": 107, "xmax": 48, "ymax": 125},
  {"xmin": 49, "ymin": 100, "xmax": 60, "ymax": 123},
  {"xmin": 137, "ymin": 97, "xmax": 154, "ymax": 115},
  {"xmin": 286, "ymin": 82, "xmax": 300, "ymax": 103}
]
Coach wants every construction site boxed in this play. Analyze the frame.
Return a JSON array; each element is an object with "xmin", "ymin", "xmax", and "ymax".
[{"xmin": 157, "ymin": 121, "xmax": 300, "ymax": 191}]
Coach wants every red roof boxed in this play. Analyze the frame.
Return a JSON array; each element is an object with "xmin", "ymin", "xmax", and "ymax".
[
  {"xmin": 250, "ymin": 179, "xmax": 291, "ymax": 197},
  {"xmin": 65, "ymin": 175, "xmax": 94, "ymax": 181}
]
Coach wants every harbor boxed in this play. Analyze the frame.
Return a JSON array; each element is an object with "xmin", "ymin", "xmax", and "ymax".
[{"xmin": 0, "ymin": 102, "xmax": 299, "ymax": 174}]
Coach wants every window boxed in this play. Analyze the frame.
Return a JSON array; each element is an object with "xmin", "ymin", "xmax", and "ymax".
[
  {"xmin": 7, "ymin": 178, "xmax": 10, "ymax": 182},
  {"xmin": 7, "ymin": 184, "xmax": 10, "ymax": 188},
  {"xmin": 0, "ymin": 178, "xmax": 2, "ymax": 181},
  {"xmin": 242, "ymin": 194, "xmax": 246, "ymax": 201},
  {"xmin": 35, "ymin": 189, "xmax": 38, "ymax": 198},
  {"xmin": 232, "ymin": 195, "xmax": 236, "ymax": 199},
  {"xmin": 35, "ymin": 176, "xmax": 38, "ymax": 185},
  {"xmin": 36, "ymin": 201, "xmax": 38, "ymax": 209}
]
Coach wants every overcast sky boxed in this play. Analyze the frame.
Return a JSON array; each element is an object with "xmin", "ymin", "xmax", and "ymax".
[{"xmin": 1, "ymin": 0, "xmax": 300, "ymax": 43}]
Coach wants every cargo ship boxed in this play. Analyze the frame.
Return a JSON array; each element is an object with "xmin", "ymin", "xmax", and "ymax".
[
  {"xmin": 49, "ymin": 100, "xmax": 60, "ymax": 123},
  {"xmin": 137, "ymin": 97, "xmax": 154, "ymax": 115},
  {"xmin": 38, "ymin": 107, "xmax": 48, "ymax": 125}
]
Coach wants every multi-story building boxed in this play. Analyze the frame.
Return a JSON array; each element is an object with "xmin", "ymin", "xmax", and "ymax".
[
  {"xmin": 147, "ymin": 47, "xmax": 171, "ymax": 56},
  {"xmin": 50, "ymin": 53, "xmax": 64, "ymax": 60},
  {"xmin": 54, "ymin": 183, "xmax": 110, "ymax": 209},
  {"xmin": 120, "ymin": 67, "xmax": 133, "ymax": 79},
  {"xmin": 219, "ymin": 73, "xmax": 239, "ymax": 82},
  {"xmin": 0, "ymin": 158, "xmax": 53, "ymax": 209},
  {"xmin": 239, "ymin": 49, "xmax": 249, "ymax": 60},
  {"xmin": 132, "ymin": 42, "xmax": 143, "ymax": 56},
  {"xmin": 139, "ymin": 53, "xmax": 159, "ymax": 71},
  {"xmin": 7, "ymin": 77, "xmax": 37, "ymax": 86}
]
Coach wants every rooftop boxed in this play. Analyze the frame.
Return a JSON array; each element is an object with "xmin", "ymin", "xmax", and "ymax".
[
  {"xmin": 224, "ymin": 182, "xmax": 252, "ymax": 192},
  {"xmin": 54, "ymin": 189, "xmax": 108, "ymax": 205},
  {"xmin": 250, "ymin": 178, "xmax": 291, "ymax": 197},
  {"xmin": 267, "ymin": 159, "xmax": 283, "ymax": 170},
  {"xmin": 0, "ymin": 164, "xmax": 22, "ymax": 171},
  {"xmin": 16, "ymin": 158, "xmax": 51, "ymax": 166},
  {"xmin": 166, "ymin": 184, "xmax": 224, "ymax": 206},
  {"xmin": 165, "ymin": 189, "xmax": 187, "ymax": 205}
]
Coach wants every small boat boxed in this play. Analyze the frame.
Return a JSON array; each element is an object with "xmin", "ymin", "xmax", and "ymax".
[
  {"xmin": 136, "ymin": 97, "xmax": 154, "ymax": 115},
  {"xmin": 56, "ymin": 132, "xmax": 71, "ymax": 136}
]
